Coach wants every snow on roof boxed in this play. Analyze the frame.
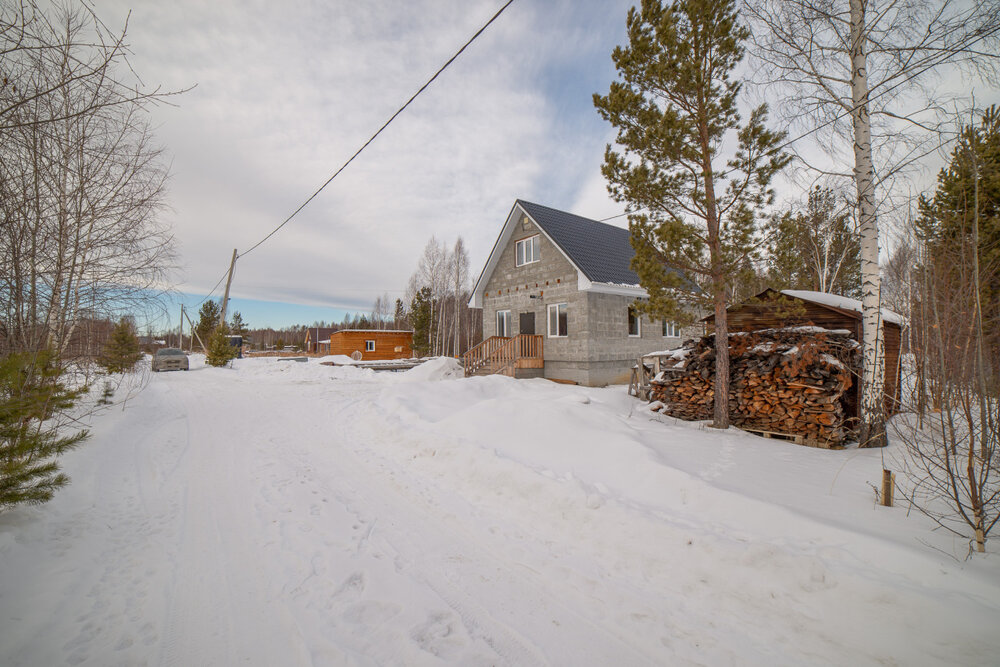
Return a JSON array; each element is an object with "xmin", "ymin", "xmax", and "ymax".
[
  {"xmin": 642, "ymin": 347, "xmax": 690, "ymax": 360},
  {"xmin": 781, "ymin": 290, "xmax": 904, "ymax": 326}
]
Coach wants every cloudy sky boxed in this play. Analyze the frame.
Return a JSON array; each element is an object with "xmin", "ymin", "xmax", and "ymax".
[
  {"xmin": 96, "ymin": 0, "xmax": 996, "ymax": 331},
  {"xmin": 92, "ymin": 0, "xmax": 637, "ymax": 329}
]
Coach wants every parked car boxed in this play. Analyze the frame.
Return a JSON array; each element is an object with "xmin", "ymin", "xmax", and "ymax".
[{"xmin": 152, "ymin": 348, "xmax": 189, "ymax": 372}]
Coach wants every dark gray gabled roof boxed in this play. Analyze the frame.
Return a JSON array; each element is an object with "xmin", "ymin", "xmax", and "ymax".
[{"xmin": 517, "ymin": 200, "xmax": 640, "ymax": 285}]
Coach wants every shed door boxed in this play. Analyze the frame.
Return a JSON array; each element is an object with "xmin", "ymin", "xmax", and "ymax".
[{"xmin": 519, "ymin": 312, "xmax": 535, "ymax": 335}]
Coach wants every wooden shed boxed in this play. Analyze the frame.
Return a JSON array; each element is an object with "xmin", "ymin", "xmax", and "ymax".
[
  {"xmin": 304, "ymin": 327, "xmax": 336, "ymax": 354},
  {"xmin": 703, "ymin": 288, "xmax": 903, "ymax": 418},
  {"xmin": 328, "ymin": 329, "xmax": 413, "ymax": 361}
]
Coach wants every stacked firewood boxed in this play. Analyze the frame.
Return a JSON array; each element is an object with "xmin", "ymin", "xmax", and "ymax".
[{"xmin": 650, "ymin": 327, "xmax": 861, "ymax": 445}]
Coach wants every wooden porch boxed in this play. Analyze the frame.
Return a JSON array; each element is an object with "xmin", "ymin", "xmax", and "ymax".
[{"xmin": 462, "ymin": 334, "xmax": 544, "ymax": 377}]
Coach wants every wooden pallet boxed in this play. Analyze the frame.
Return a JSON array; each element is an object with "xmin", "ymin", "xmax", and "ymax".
[{"xmin": 739, "ymin": 427, "xmax": 845, "ymax": 450}]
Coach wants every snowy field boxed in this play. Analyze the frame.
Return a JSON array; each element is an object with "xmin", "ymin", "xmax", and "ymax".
[{"xmin": 1, "ymin": 355, "xmax": 998, "ymax": 666}]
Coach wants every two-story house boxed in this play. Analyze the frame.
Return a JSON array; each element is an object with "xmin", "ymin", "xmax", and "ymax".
[{"xmin": 466, "ymin": 200, "xmax": 699, "ymax": 386}]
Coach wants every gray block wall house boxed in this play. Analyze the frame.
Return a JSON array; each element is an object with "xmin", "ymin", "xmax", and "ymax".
[{"xmin": 468, "ymin": 200, "xmax": 700, "ymax": 386}]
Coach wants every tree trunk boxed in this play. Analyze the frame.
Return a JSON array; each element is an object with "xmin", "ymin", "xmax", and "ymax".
[{"xmin": 850, "ymin": 0, "xmax": 887, "ymax": 448}]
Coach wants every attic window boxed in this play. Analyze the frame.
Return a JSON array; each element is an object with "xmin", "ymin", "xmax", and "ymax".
[{"xmin": 515, "ymin": 235, "xmax": 540, "ymax": 267}]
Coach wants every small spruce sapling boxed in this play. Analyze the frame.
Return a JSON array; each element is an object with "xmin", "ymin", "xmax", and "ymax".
[
  {"xmin": 206, "ymin": 326, "xmax": 238, "ymax": 367},
  {"xmin": 0, "ymin": 351, "xmax": 89, "ymax": 510},
  {"xmin": 98, "ymin": 317, "xmax": 143, "ymax": 373}
]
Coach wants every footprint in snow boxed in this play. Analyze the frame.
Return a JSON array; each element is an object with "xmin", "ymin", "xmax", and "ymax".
[{"xmin": 410, "ymin": 611, "xmax": 467, "ymax": 659}]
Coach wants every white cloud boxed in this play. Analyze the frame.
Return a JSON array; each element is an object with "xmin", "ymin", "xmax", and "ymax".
[{"xmin": 95, "ymin": 0, "xmax": 639, "ymax": 316}]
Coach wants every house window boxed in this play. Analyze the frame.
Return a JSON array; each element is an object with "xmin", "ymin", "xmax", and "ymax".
[
  {"xmin": 496, "ymin": 310, "xmax": 511, "ymax": 337},
  {"xmin": 515, "ymin": 235, "xmax": 540, "ymax": 266},
  {"xmin": 365, "ymin": 340, "xmax": 375, "ymax": 352},
  {"xmin": 547, "ymin": 303, "xmax": 568, "ymax": 337},
  {"xmin": 663, "ymin": 321, "xmax": 679, "ymax": 337},
  {"xmin": 628, "ymin": 307, "xmax": 641, "ymax": 337}
]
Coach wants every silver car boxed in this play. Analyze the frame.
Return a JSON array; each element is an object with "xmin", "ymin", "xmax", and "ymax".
[{"xmin": 152, "ymin": 348, "xmax": 189, "ymax": 372}]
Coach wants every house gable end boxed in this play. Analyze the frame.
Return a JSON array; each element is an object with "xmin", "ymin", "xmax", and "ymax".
[{"xmin": 470, "ymin": 202, "xmax": 582, "ymax": 308}]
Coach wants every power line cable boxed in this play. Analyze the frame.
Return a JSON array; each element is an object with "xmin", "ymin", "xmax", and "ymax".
[
  {"xmin": 238, "ymin": 0, "xmax": 516, "ymax": 260},
  {"xmin": 194, "ymin": 268, "xmax": 230, "ymax": 306}
]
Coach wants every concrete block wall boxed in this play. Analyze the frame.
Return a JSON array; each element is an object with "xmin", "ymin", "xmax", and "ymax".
[{"xmin": 582, "ymin": 291, "xmax": 695, "ymax": 384}]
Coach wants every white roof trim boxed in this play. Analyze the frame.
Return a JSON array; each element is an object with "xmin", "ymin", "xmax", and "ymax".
[
  {"xmin": 469, "ymin": 201, "xmax": 584, "ymax": 308},
  {"xmin": 584, "ymin": 281, "xmax": 648, "ymax": 298}
]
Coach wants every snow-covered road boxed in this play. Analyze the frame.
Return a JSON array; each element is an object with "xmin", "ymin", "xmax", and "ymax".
[{"xmin": 2, "ymin": 356, "xmax": 999, "ymax": 666}]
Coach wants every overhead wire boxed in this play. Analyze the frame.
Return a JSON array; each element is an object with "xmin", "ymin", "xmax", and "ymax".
[
  {"xmin": 194, "ymin": 268, "xmax": 231, "ymax": 307},
  {"xmin": 238, "ymin": 0, "xmax": 516, "ymax": 260}
]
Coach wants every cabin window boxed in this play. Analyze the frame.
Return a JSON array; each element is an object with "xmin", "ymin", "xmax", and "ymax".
[
  {"xmin": 365, "ymin": 340, "xmax": 375, "ymax": 352},
  {"xmin": 547, "ymin": 303, "xmax": 568, "ymax": 337},
  {"xmin": 496, "ymin": 310, "xmax": 511, "ymax": 337},
  {"xmin": 663, "ymin": 321, "xmax": 679, "ymax": 337},
  {"xmin": 515, "ymin": 235, "xmax": 540, "ymax": 266},
  {"xmin": 628, "ymin": 307, "xmax": 641, "ymax": 337}
]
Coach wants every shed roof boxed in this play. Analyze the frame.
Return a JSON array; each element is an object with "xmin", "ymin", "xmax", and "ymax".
[
  {"xmin": 702, "ymin": 288, "xmax": 904, "ymax": 327},
  {"xmin": 780, "ymin": 290, "xmax": 903, "ymax": 325}
]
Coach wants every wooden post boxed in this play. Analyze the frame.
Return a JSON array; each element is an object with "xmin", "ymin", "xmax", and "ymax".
[
  {"xmin": 183, "ymin": 308, "xmax": 208, "ymax": 353},
  {"xmin": 880, "ymin": 469, "xmax": 895, "ymax": 507},
  {"xmin": 179, "ymin": 304, "xmax": 185, "ymax": 351},
  {"xmin": 219, "ymin": 248, "xmax": 238, "ymax": 327}
]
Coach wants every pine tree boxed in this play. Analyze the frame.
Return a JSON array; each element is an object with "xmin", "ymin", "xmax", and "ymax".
[
  {"xmin": 918, "ymin": 106, "xmax": 1000, "ymax": 360},
  {"xmin": 1, "ymin": 350, "xmax": 89, "ymax": 511},
  {"xmin": 98, "ymin": 317, "xmax": 143, "ymax": 373},
  {"xmin": 205, "ymin": 326, "xmax": 238, "ymax": 367},
  {"xmin": 409, "ymin": 287, "xmax": 432, "ymax": 357},
  {"xmin": 394, "ymin": 299, "xmax": 406, "ymax": 329},
  {"xmin": 229, "ymin": 311, "xmax": 248, "ymax": 337},
  {"xmin": 594, "ymin": 0, "xmax": 788, "ymax": 428},
  {"xmin": 195, "ymin": 301, "xmax": 222, "ymax": 349}
]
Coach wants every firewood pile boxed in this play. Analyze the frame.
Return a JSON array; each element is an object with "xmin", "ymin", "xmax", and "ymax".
[{"xmin": 650, "ymin": 327, "xmax": 861, "ymax": 446}]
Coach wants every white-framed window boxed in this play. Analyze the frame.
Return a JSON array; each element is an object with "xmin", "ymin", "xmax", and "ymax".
[
  {"xmin": 663, "ymin": 321, "xmax": 679, "ymax": 337},
  {"xmin": 628, "ymin": 307, "xmax": 641, "ymax": 337},
  {"xmin": 547, "ymin": 303, "xmax": 568, "ymax": 337},
  {"xmin": 515, "ymin": 235, "xmax": 540, "ymax": 266},
  {"xmin": 496, "ymin": 310, "xmax": 511, "ymax": 337},
  {"xmin": 365, "ymin": 340, "xmax": 375, "ymax": 352}
]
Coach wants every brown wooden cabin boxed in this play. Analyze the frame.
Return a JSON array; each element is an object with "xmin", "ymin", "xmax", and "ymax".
[
  {"xmin": 304, "ymin": 327, "xmax": 336, "ymax": 353},
  {"xmin": 328, "ymin": 329, "xmax": 413, "ymax": 361},
  {"xmin": 702, "ymin": 288, "xmax": 903, "ymax": 419}
]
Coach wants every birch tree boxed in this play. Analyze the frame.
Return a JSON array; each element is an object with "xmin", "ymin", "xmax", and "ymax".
[
  {"xmin": 1, "ymin": 1, "xmax": 176, "ymax": 510},
  {"xmin": 1, "ymin": 2, "xmax": 176, "ymax": 358},
  {"xmin": 450, "ymin": 237, "xmax": 470, "ymax": 356},
  {"xmin": 746, "ymin": 0, "xmax": 1000, "ymax": 447},
  {"xmin": 594, "ymin": 0, "xmax": 789, "ymax": 429},
  {"xmin": 766, "ymin": 186, "xmax": 861, "ymax": 297}
]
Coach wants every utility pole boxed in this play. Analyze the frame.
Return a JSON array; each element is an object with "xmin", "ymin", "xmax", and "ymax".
[
  {"xmin": 179, "ymin": 305, "xmax": 185, "ymax": 351},
  {"xmin": 182, "ymin": 308, "xmax": 209, "ymax": 353},
  {"xmin": 219, "ymin": 248, "xmax": 238, "ymax": 328}
]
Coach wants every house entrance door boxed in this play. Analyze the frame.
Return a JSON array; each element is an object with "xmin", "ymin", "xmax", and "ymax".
[{"xmin": 519, "ymin": 312, "xmax": 535, "ymax": 335}]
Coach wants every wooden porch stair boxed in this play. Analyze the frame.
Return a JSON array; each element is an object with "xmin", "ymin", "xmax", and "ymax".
[{"xmin": 462, "ymin": 335, "xmax": 543, "ymax": 377}]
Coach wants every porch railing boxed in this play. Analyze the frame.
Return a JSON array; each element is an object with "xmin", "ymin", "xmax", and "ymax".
[{"xmin": 463, "ymin": 334, "xmax": 543, "ymax": 377}]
